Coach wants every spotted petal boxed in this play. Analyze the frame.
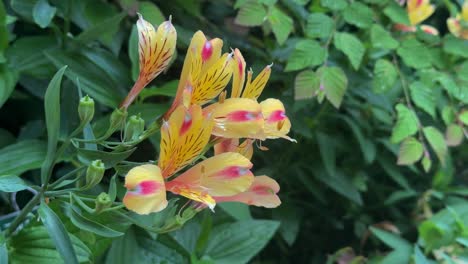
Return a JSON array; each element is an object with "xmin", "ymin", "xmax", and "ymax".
[{"xmin": 241, "ymin": 65, "xmax": 272, "ymax": 100}]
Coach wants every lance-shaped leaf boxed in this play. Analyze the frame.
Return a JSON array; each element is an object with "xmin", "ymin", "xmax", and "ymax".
[
  {"xmin": 397, "ymin": 137, "xmax": 423, "ymax": 165},
  {"xmin": 390, "ymin": 104, "xmax": 419, "ymax": 144},
  {"xmin": 423, "ymin": 126, "xmax": 448, "ymax": 165}
]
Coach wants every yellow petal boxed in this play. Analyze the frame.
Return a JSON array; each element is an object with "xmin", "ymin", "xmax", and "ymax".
[
  {"xmin": 462, "ymin": 1, "xmax": 468, "ymax": 21},
  {"xmin": 175, "ymin": 188, "xmax": 216, "ymax": 210},
  {"xmin": 123, "ymin": 164, "xmax": 168, "ymax": 215},
  {"xmin": 242, "ymin": 64, "xmax": 272, "ymax": 100},
  {"xmin": 209, "ymin": 98, "xmax": 264, "ymax": 139},
  {"xmin": 167, "ymin": 152, "xmax": 254, "ymax": 197},
  {"xmin": 408, "ymin": 1, "xmax": 435, "ymax": 25},
  {"xmin": 257, "ymin": 98, "xmax": 295, "ymax": 142},
  {"xmin": 447, "ymin": 17, "xmax": 461, "ymax": 37},
  {"xmin": 231, "ymin": 48, "xmax": 246, "ymax": 98},
  {"xmin": 213, "ymin": 175, "xmax": 281, "ymax": 208}
]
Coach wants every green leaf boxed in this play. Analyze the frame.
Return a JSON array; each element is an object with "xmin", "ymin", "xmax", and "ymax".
[
  {"xmin": 285, "ymin": 40, "xmax": 326, "ymax": 71},
  {"xmin": 370, "ymin": 24, "xmax": 399, "ymax": 50},
  {"xmin": 445, "ymin": 124, "xmax": 463, "ymax": 147},
  {"xmin": 459, "ymin": 110, "xmax": 468, "ymax": 125},
  {"xmin": 75, "ymin": 13, "xmax": 126, "ymax": 44},
  {"xmin": 0, "ymin": 232, "xmax": 7, "ymax": 264},
  {"xmin": 77, "ymin": 147, "xmax": 136, "ymax": 169},
  {"xmin": 316, "ymin": 66, "xmax": 348, "ymax": 108},
  {"xmin": 0, "ymin": 65, "xmax": 18, "ymax": 108},
  {"xmin": 138, "ymin": 1, "xmax": 164, "ymax": 25},
  {"xmin": 0, "ymin": 140, "xmax": 47, "ymax": 175},
  {"xmin": 38, "ymin": 202, "xmax": 80, "ymax": 264},
  {"xmin": 219, "ymin": 202, "xmax": 252, "ymax": 221},
  {"xmin": 272, "ymin": 205, "xmax": 301, "ymax": 246},
  {"xmin": 423, "ymin": 126, "xmax": 448, "ymax": 165},
  {"xmin": 65, "ymin": 204, "xmax": 124, "ymax": 238},
  {"xmin": 397, "ymin": 137, "xmax": 423, "ymax": 165},
  {"xmin": 305, "ymin": 13, "xmax": 334, "ymax": 39},
  {"xmin": 268, "ymin": 6, "xmax": 293, "ymax": 45},
  {"xmin": 409, "ymin": 81, "xmax": 435, "ymax": 118},
  {"xmin": 320, "ymin": 0, "xmax": 348, "ymax": 11},
  {"xmin": 341, "ymin": 116, "xmax": 376, "ymax": 164},
  {"xmin": 421, "ymin": 155, "xmax": 432, "ymax": 172},
  {"xmin": 443, "ymin": 35, "xmax": 468, "ymax": 58},
  {"xmin": 203, "ymin": 220, "xmax": 279, "ymax": 264},
  {"xmin": 435, "ymin": 74, "xmax": 466, "ymax": 102},
  {"xmin": 397, "ymin": 39, "xmax": 432, "ymax": 69},
  {"xmin": 390, "ymin": 104, "xmax": 419, "ymax": 144},
  {"xmin": 9, "ymin": 225, "xmax": 91, "ymax": 263},
  {"xmin": 41, "ymin": 66, "xmax": 67, "ymax": 184},
  {"xmin": 235, "ymin": 0, "xmax": 267, "ymax": 26},
  {"xmin": 370, "ymin": 226, "xmax": 412, "ymax": 250},
  {"xmin": 383, "ymin": 2, "xmax": 410, "ymax": 25},
  {"xmin": 334, "ymin": 32, "xmax": 365, "ymax": 70},
  {"xmin": 294, "ymin": 70, "xmax": 320, "ymax": 100},
  {"xmin": 343, "ymin": 2, "xmax": 373, "ymax": 28},
  {"xmin": 32, "ymin": 0, "xmax": 56, "ymax": 28},
  {"xmin": 0, "ymin": 174, "xmax": 28, "ymax": 192},
  {"xmin": 128, "ymin": 25, "xmax": 139, "ymax": 81},
  {"xmin": 316, "ymin": 132, "xmax": 336, "ymax": 177},
  {"xmin": 315, "ymin": 169, "xmax": 363, "ymax": 205},
  {"xmin": 0, "ymin": 1, "xmax": 8, "ymax": 59},
  {"xmin": 373, "ymin": 59, "xmax": 397, "ymax": 93}
]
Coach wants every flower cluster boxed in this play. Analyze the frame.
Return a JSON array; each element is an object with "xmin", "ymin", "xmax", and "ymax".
[
  {"xmin": 447, "ymin": 1, "xmax": 468, "ymax": 40},
  {"xmin": 121, "ymin": 15, "xmax": 294, "ymax": 215}
]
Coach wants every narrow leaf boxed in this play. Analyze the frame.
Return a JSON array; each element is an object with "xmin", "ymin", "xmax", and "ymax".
[{"xmin": 0, "ymin": 174, "xmax": 28, "ymax": 192}]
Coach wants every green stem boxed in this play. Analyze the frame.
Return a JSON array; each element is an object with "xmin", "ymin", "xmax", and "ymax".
[{"xmin": 5, "ymin": 191, "xmax": 42, "ymax": 236}]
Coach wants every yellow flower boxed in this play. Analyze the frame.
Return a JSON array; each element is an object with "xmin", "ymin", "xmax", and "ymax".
[
  {"xmin": 407, "ymin": 0, "xmax": 435, "ymax": 26},
  {"xmin": 121, "ymin": 14, "xmax": 177, "ymax": 109},
  {"xmin": 447, "ymin": 2, "xmax": 468, "ymax": 39}
]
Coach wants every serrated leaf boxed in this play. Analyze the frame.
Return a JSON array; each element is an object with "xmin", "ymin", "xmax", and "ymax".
[
  {"xmin": 397, "ymin": 137, "xmax": 423, "ymax": 165},
  {"xmin": 334, "ymin": 32, "xmax": 365, "ymax": 70},
  {"xmin": 0, "ymin": 174, "xmax": 28, "ymax": 192},
  {"xmin": 294, "ymin": 70, "xmax": 320, "ymax": 100},
  {"xmin": 383, "ymin": 2, "xmax": 410, "ymax": 25},
  {"xmin": 443, "ymin": 35, "xmax": 468, "ymax": 58},
  {"xmin": 460, "ymin": 110, "xmax": 468, "ymax": 125},
  {"xmin": 445, "ymin": 124, "xmax": 463, "ymax": 147},
  {"xmin": 391, "ymin": 104, "xmax": 419, "ymax": 144},
  {"xmin": 285, "ymin": 40, "xmax": 326, "ymax": 71},
  {"xmin": 435, "ymin": 74, "xmax": 466, "ymax": 102},
  {"xmin": 268, "ymin": 6, "xmax": 293, "ymax": 45},
  {"xmin": 32, "ymin": 0, "xmax": 56, "ymax": 28},
  {"xmin": 235, "ymin": 0, "xmax": 267, "ymax": 26},
  {"xmin": 373, "ymin": 59, "xmax": 397, "ymax": 93},
  {"xmin": 343, "ymin": 2, "xmax": 373, "ymax": 28},
  {"xmin": 316, "ymin": 66, "xmax": 348, "ymax": 108},
  {"xmin": 370, "ymin": 24, "xmax": 399, "ymax": 50},
  {"xmin": 320, "ymin": 0, "xmax": 347, "ymax": 11},
  {"xmin": 397, "ymin": 39, "xmax": 432, "ymax": 69},
  {"xmin": 305, "ymin": 13, "xmax": 334, "ymax": 39},
  {"xmin": 423, "ymin": 126, "xmax": 447, "ymax": 165},
  {"xmin": 409, "ymin": 81, "xmax": 435, "ymax": 118}
]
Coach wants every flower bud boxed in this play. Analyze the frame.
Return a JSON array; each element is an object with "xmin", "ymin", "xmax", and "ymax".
[
  {"xmin": 78, "ymin": 95, "xmax": 95, "ymax": 123},
  {"xmin": 94, "ymin": 192, "xmax": 112, "ymax": 214},
  {"xmin": 85, "ymin": 160, "xmax": 105, "ymax": 189},
  {"xmin": 109, "ymin": 108, "xmax": 128, "ymax": 132},
  {"xmin": 124, "ymin": 114, "xmax": 145, "ymax": 141}
]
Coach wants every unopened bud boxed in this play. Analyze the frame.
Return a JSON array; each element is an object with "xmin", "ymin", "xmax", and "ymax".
[
  {"xmin": 78, "ymin": 95, "xmax": 95, "ymax": 123},
  {"xmin": 109, "ymin": 108, "xmax": 128, "ymax": 131},
  {"xmin": 124, "ymin": 114, "xmax": 145, "ymax": 141},
  {"xmin": 85, "ymin": 160, "xmax": 105, "ymax": 189},
  {"xmin": 94, "ymin": 192, "xmax": 112, "ymax": 214}
]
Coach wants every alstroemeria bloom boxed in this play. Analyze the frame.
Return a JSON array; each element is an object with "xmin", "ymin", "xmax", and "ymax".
[
  {"xmin": 407, "ymin": 0, "xmax": 435, "ymax": 26},
  {"xmin": 213, "ymin": 175, "xmax": 281, "ymax": 208},
  {"xmin": 214, "ymin": 138, "xmax": 254, "ymax": 160},
  {"xmin": 447, "ymin": 2, "xmax": 468, "ymax": 39},
  {"xmin": 121, "ymin": 15, "xmax": 177, "ymax": 109}
]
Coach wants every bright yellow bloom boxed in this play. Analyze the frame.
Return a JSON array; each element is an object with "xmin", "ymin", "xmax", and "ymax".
[
  {"xmin": 447, "ymin": 2, "xmax": 468, "ymax": 39},
  {"xmin": 121, "ymin": 15, "xmax": 177, "ymax": 109},
  {"xmin": 123, "ymin": 165, "xmax": 167, "ymax": 214},
  {"xmin": 407, "ymin": 0, "xmax": 435, "ymax": 26}
]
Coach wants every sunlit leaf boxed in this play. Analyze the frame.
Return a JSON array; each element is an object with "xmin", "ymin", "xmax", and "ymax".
[
  {"xmin": 397, "ymin": 137, "xmax": 423, "ymax": 165},
  {"xmin": 268, "ymin": 6, "xmax": 293, "ymax": 45},
  {"xmin": 294, "ymin": 70, "xmax": 320, "ymax": 100},
  {"xmin": 320, "ymin": 0, "xmax": 347, "ymax": 11},
  {"xmin": 397, "ymin": 39, "xmax": 432, "ymax": 69},
  {"xmin": 305, "ymin": 13, "xmax": 334, "ymax": 39},
  {"xmin": 343, "ymin": 2, "xmax": 373, "ymax": 28},
  {"xmin": 334, "ymin": 32, "xmax": 365, "ymax": 70},
  {"xmin": 316, "ymin": 66, "xmax": 348, "ymax": 108},
  {"xmin": 409, "ymin": 81, "xmax": 435, "ymax": 118},
  {"xmin": 235, "ymin": 0, "xmax": 267, "ymax": 26},
  {"xmin": 370, "ymin": 24, "xmax": 399, "ymax": 50},
  {"xmin": 373, "ymin": 59, "xmax": 397, "ymax": 93},
  {"xmin": 423, "ymin": 126, "xmax": 447, "ymax": 165},
  {"xmin": 285, "ymin": 40, "xmax": 326, "ymax": 71},
  {"xmin": 390, "ymin": 104, "xmax": 419, "ymax": 144},
  {"xmin": 445, "ymin": 124, "xmax": 463, "ymax": 147}
]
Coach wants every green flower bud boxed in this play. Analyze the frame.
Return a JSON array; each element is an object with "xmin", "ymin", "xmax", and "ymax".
[
  {"xmin": 124, "ymin": 114, "xmax": 145, "ymax": 141},
  {"xmin": 85, "ymin": 160, "xmax": 105, "ymax": 189},
  {"xmin": 78, "ymin": 95, "xmax": 95, "ymax": 123},
  {"xmin": 109, "ymin": 108, "xmax": 128, "ymax": 132},
  {"xmin": 94, "ymin": 192, "xmax": 112, "ymax": 214}
]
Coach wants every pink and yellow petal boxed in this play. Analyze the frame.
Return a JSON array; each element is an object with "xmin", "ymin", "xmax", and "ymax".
[
  {"xmin": 420, "ymin": 25, "xmax": 439, "ymax": 35},
  {"xmin": 123, "ymin": 164, "xmax": 168, "ymax": 214},
  {"xmin": 231, "ymin": 48, "xmax": 246, "ymax": 98},
  {"xmin": 257, "ymin": 99, "xmax": 295, "ymax": 141},
  {"xmin": 408, "ymin": 0, "xmax": 435, "ymax": 25},
  {"xmin": 214, "ymin": 139, "xmax": 254, "ymax": 160}
]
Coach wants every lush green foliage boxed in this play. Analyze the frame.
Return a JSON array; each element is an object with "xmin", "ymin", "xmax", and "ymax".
[{"xmin": 0, "ymin": 0, "xmax": 467, "ymax": 263}]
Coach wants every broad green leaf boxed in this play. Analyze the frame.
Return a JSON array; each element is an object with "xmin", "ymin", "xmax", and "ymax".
[
  {"xmin": 423, "ymin": 126, "xmax": 447, "ymax": 165},
  {"xmin": 32, "ymin": 0, "xmax": 56, "ymax": 28},
  {"xmin": 397, "ymin": 137, "xmax": 423, "ymax": 165},
  {"xmin": 138, "ymin": 1, "xmax": 164, "ymax": 25},
  {"xmin": 316, "ymin": 66, "xmax": 348, "ymax": 108},
  {"xmin": 409, "ymin": 81, "xmax": 435, "ymax": 118},
  {"xmin": 203, "ymin": 220, "xmax": 279, "ymax": 264},
  {"xmin": 334, "ymin": 32, "xmax": 365, "ymax": 70},
  {"xmin": 418, "ymin": 220, "xmax": 451, "ymax": 251},
  {"xmin": 294, "ymin": 70, "xmax": 320, "ymax": 100},
  {"xmin": 38, "ymin": 202, "xmax": 80, "ymax": 264},
  {"xmin": 373, "ymin": 59, "xmax": 397, "ymax": 93},
  {"xmin": 343, "ymin": 2, "xmax": 373, "ymax": 28},
  {"xmin": 320, "ymin": 0, "xmax": 347, "ymax": 11},
  {"xmin": 445, "ymin": 124, "xmax": 463, "ymax": 147},
  {"xmin": 285, "ymin": 40, "xmax": 326, "ymax": 71},
  {"xmin": 443, "ymin": 35, "xmax": 468, "ymax": 58},
  {"xmin": 390, "ymin": 104, "xmax": 419, "ymax": 144},
  {"xmin": 397, "ymin": 39, "xmax": 432, "ymax": 69},
  {"xmin": 436, "ymin": 74, "xmax": 466, "ymax": 102},
  {"xmin": 41, "ymin": 66, "xmax": 67, "ymax": 184},
  {"xmin": 77, "ymin": 147, "xmax": 136, "ymax": 169},
  {"xmin": 421, "ymin": 155, "xmax": 432, "ymax": 173},
  {"xmin": 235, "ymin": 0, "xmax": 267, "ymax": 26},
  {"xmin": 0, "ymin": 65, "xmax": 18, "ymax": 108},
  {"xmin": 383, "ymin": 2, "xmax": 410, "ymax": 25},
  {"xmin": 460, "ymin": 110, "xmax": 468, "ymax": 125},
  {"xmin": 316, "ymin": 132, "xmax": 336, "ymax": 177},
  {"xmin": 0, "ymin": 174, "xmax": 28, "ymax": 192},
  {"xmin": 370, "ymin": 24, "xmax": 399, "ymax": 50},
  {"xmin": 0, "ymin": 140, "xmax": 46, "ymax": 175},
  {"xmin": 139, "ymin": 80, "xmax": 179, "ymax": 100},
  {"xmin": 305, "ymin": 13, "xmax": 334, "ymax": 39},
  {"xmin": 272, "ymin": 205, "xmax": 301, "ymax": 246},
  {"xmin": 9, "ymin": 225, "xmax": 90, "ymax": 263},
  {"xmin": 268, "ymin": 6, "xmax": 293, "ymax": 45},
  {"xmin": 219, "ymin": 202, "xmax": 252, "ymax": 221},
  {"xmin": 65, "ymin": 204, "xmax": 124, "ymax": 238},
  {"xmin": 75, "ymin": 13, "xmax": 126, "ymax": 45}
]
